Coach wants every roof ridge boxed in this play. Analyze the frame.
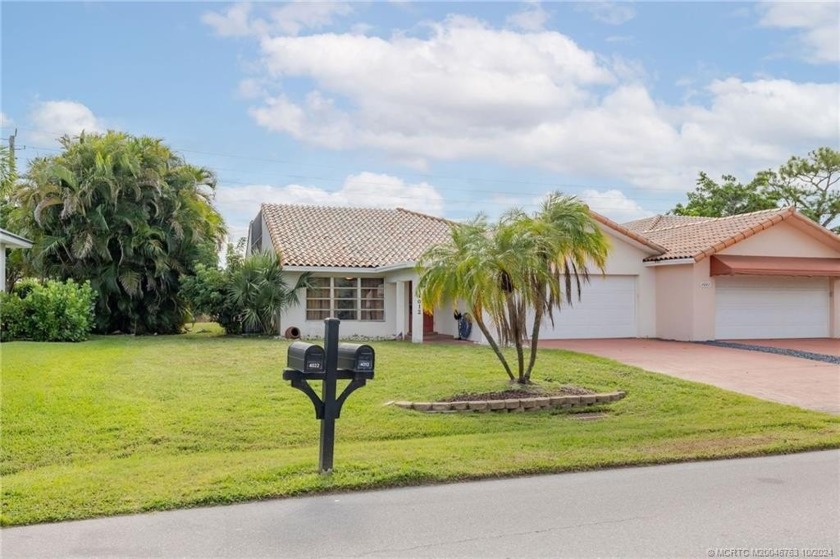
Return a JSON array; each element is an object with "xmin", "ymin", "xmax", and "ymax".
[
  {"xmin": 649, "ymin": 215, "xmax": 663, "ymax": 229},
  {"xmin": 640, "ymin": 207, "xmax": 792, "ymax": 234},
  {"xmin": 589, "ymin": 211, "xmax": 666, "ymax": 254},
  {"xmin": 396, "ymin": 206, "xmax": 452, "ymax": 224},
  {"xmin": 637, "ymin": 216, "xmax": 718, "ymax": 233},
  {"xmin": 262, "ymin": 202, "xmax": 394, "ymax": 212}
]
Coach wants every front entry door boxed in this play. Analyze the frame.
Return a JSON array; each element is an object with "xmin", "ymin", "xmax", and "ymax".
[{"xmin": 423, "ymin": 312, "xmax": 434, "ymax": 334}]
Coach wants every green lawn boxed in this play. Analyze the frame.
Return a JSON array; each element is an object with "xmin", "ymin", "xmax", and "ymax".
[{"xmin": 2, "ymin": 325, "xmax": 839, "ymax": 526}]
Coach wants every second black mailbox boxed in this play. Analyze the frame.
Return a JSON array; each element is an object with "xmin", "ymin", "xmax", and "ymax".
[
  {"xmin": 337, "ymin": 343, "xmax": 375, "ymax": 374},
  {"xmin": 287, "ymin": 341, "xmax": 326, "ymax": 373}
]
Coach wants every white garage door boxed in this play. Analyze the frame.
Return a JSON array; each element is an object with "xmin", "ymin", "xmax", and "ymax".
[
  {"xmin": 534, "ymin": 275, "xmax": 637, "ymax": 339},
  {"xmin": 715, "ymin": 276, "xmax": 830, "ymax": 339}
]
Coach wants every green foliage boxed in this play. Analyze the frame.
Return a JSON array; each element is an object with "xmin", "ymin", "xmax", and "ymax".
[
  {"xmin": 9, "ymin": 131, "xmax": 226, "ymax": 333},
  {"xmin": 180, "ymin": 245, "xmax": 309, "ymax": 335},
  {"xmin": 766, "ymin": 146, "xmax": 840, "ymax": 231},
  {"xmin": 672, "ymin": 172, "xmax": 779, "ymax": 217},
  {"xmin": 0, "ymin": 279, "xmax": 96, "ymax": 342},
  {"xmin": 418, "ymin": 192, "xmax": 609, "ymax": 383},
  {"xmin": 672, "ymin": 147, "xmax": 840, "ymax": 232}
]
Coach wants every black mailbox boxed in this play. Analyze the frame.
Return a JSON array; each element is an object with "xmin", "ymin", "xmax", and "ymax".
[
  {"xmin": 337, "ymin": 343, "xmax": 375, "ymax": 373},
  {"xmin": 287, "ymin": 342, "xmax": 325, "ymax": 373}
]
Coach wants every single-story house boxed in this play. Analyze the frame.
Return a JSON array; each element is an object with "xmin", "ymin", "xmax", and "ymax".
[
  {"xmin": 247, "ymin": 204, "xmax": 840, "ymax": 342},
  {"xmin": 0, "ymin": 228, "xmax": 33, "ymax": 292}
]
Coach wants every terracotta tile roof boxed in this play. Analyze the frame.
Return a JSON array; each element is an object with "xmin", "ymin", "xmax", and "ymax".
[
  {"xmin": 589, "ymin": 211, "xmax": 667, "ymax": 255},
  {"xmin": 630, "ymin": 207, "xmax": 840, "ymax": 262},
  {"xmin": 622, "ymin": 214, "xmax": 715, "ymax": 234},
  {"xmin": 260, "ymin": 203, "xmax": 452, "ymax": 268}
]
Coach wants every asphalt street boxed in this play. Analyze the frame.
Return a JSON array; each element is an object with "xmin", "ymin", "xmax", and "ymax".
[{"xmin": 3, "ymin": 450, "xmax": 838, "ymax": 558}]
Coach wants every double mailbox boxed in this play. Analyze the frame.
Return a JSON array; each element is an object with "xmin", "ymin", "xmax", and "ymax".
[{"xmin": 287, "ymin": 341, "xmax": 375, "ymax": 375}]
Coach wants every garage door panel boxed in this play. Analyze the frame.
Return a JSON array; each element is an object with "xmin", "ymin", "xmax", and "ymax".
[
  {"xmin": 715, "ymin": 277, "xmax": 829, "ymax": 339},
  {"xmin": 535, "ymin": 276, "xmax": 637, "ymax": 339}
]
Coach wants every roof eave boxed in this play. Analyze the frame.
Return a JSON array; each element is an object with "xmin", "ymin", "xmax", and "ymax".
[
  {"xmin": 0, "ymin": 229, "xmax": 34, "ymax": 248},
  {"xmin": 589, "ymin": 211, "xmax": 667, "ymax": 256}
]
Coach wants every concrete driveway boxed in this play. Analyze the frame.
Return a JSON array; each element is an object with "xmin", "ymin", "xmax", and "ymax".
[{"xmin": 539, "ymin": 338, "xmax": 840, "ymax": 414}]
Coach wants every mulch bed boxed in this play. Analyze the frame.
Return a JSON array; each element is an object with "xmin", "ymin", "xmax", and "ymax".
[{"xmin": 439, "ymin": 385, "xmax": 594, "ymax": 403}]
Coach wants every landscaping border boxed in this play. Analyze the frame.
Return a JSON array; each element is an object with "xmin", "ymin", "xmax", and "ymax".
[{"xmin": 392, "ymin": 391, "xmax": 626, "ymax": 413}]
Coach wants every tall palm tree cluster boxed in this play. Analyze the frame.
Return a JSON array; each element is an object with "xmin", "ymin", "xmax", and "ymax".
[
  {"xmin": 9, "ymin": 131, "xmax": 226, "ymax": 334},
  {"xmin": 418, "ymin": 193, "xmax": 609, "ymax": 384}
]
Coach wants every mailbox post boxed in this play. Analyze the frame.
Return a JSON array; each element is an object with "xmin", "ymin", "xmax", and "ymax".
[{"xmin": 282, "ymin": 319, "xmax": 374, "ymax": 474}]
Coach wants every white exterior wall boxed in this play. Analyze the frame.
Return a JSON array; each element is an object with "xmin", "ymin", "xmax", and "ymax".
[{"xmin": 278, "ymin": 271, "xmax": 400, "ymax": 339}]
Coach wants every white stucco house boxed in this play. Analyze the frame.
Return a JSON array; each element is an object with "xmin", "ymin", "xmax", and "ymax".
[
  {"xmin": 247, "ymin": 203, "xmax": 840, "ymax": 342},
  {"xmin": 0, "ymin": 228, "xmax": 33, "ymax": 292}
]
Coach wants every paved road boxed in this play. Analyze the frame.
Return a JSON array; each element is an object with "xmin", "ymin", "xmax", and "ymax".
[{"xmin": 3, "ymin": 451, "xmax": 838, "ymax": 558}]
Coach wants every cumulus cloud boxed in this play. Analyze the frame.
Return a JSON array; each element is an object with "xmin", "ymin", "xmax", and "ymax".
[
  {"xmin": 215, "ymin": 172, "xmax": 445, "ymax": 242},
  {"xmin": 202, "ymin": 1, "xmax": 352, "ymax": 37},
  {"xmin": 577, "ymin": 2, "xmax": 636, "ymax": 26},
  {"xmin": 28, "ymin": 100, "xmax": 105, "ymax": 145},
  {"xmin": 580, "ymin": 189, "xmax": 652, "ymax": 223},
  {"xmin": 217, "ymin": 11, "xmax": 837, "ymax": 192},
  {"xmin": 0, "ymin": 112, "xmax": 13, "ymax": 128},
  {"xmin": 758, "ymin": 2, "xmax": 840, "ymax": 63}
]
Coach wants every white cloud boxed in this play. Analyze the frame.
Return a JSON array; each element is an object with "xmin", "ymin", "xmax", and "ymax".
[
  {"xmin": 201, "ymin": 2, "xmax": 254, "ymax": 37},
  {"xmin": 225, "ymin": 14, "xmax": 838, "ymax": 192},
  {"xmin": 580, "ymin": 189, "xmax": 652, "ymax": 223},
  {"xmin": 758, "ymin": 2, "xmax": 840, "ymax": 63},
  {"xmin": 507, "ymin": 2, "xmax": 550, "ymax": 31},
  {"xmin": 202, "ymin": 1, "xmax": 352, "ymax": 37},
  {"xmin": 215, "ymin": 172, "xmax": 445, "ymax": 242},
  {"xmin": 28, "ymin": 100, "xmax": 105, "ymax": 145},
  {"xmin": 577, "ymin": 2, "xmax": 636, "ymax": 26},
  {"xmin": 0, "ymin": 112, "xmax": 13, "ymax": 129}
]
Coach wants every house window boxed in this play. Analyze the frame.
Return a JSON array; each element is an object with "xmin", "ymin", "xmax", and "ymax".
[{"xmin": 306, "ymin": 277, "xmax": 384, "ymax": 321}]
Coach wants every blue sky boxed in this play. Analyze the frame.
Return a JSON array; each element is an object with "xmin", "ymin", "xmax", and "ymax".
[{"xmin": 2, "ymin": 1, "xmax": 838, "ymax": 243}]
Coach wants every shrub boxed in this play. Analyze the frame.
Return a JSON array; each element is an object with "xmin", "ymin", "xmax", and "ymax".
[
  {"xmin": 0, "ymin": 279, "xmax": 96, "ymax": 342},
  {"xmin": 180, "ymin": 249, "xmax": 309, "ymax": 335}
]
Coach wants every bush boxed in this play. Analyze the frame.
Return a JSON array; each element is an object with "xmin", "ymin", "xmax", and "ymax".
[
  {"xmin": 180, "ymin": 248, "xmax": 310, "ymax": 335},
  {"xmin": 1, "ymin": 279, "xmax": 96, "ymax": 342}
]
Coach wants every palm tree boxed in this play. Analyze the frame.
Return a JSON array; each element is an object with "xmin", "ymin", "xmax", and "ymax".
[
  {"xmin": 11, "ymin": 131, "xmax": 227, "ymax": 333},
  {"xmin": 418, "ymin": 192, "xmax": 609, "ymax": 384},
  {"xmin": 227, "ymin": 251, "xmax": 311, "ymax": 335},
  {"xmin": 417, "ymin": 215, "xmax": 517, "ymax": 380},
  {"xmin": 514, "ymin": 193, "xmax": 609, "ymax": 381}
]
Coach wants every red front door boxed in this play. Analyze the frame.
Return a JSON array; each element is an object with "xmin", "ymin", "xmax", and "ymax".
[{"xmin": 423, "ymin": 312, "xmax": 434, "ymax": 334}]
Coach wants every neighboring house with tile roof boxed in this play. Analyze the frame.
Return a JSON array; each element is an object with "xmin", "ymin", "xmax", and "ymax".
[
  {"xmin": 625, "ymin": 207, "xmax": 840, "ymax": 340},
  {"xmin": 248, "ymin": 203, "xmax": 840, "ymax": 342},
  {"xmin": 0, "ymin": 228, "xmax": 33, "ymax": 292}
]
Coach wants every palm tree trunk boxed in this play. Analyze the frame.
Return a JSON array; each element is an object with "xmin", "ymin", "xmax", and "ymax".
[
  {"xmin": 471, "ymin": 307, "xmax": 515, "ymax": 381},
  {"xmin": 525, "ymin": 303, "xmax": 543, "ymax": 382},
  {"xmin": 506, "ymin": 295, "xmax": 526, "ymax": 383}
]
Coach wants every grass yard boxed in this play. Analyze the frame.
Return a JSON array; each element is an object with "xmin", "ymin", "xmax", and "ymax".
[{"xmin": 2, "ymin": 325, "xmax": 839, "ymax": 526}]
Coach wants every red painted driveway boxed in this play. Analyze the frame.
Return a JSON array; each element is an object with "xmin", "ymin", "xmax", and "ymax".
[{"xmin": 539, "ymin": 338, "xmax": 840, "ymax": 415}]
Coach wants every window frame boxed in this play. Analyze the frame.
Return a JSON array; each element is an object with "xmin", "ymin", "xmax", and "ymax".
[{"xmin": 305, "ymin": 277, "xmax": 385, "ymax": 322}]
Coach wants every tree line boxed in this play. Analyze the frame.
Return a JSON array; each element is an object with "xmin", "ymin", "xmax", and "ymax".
[{"xmin": 1, "ymin": 131, "xmax": 300, "ymax": 337}]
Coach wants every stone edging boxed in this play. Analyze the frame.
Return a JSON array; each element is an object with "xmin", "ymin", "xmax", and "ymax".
[{"xmin": 391, "ymin": 391, "xmax": 626, "ymax": 413}]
